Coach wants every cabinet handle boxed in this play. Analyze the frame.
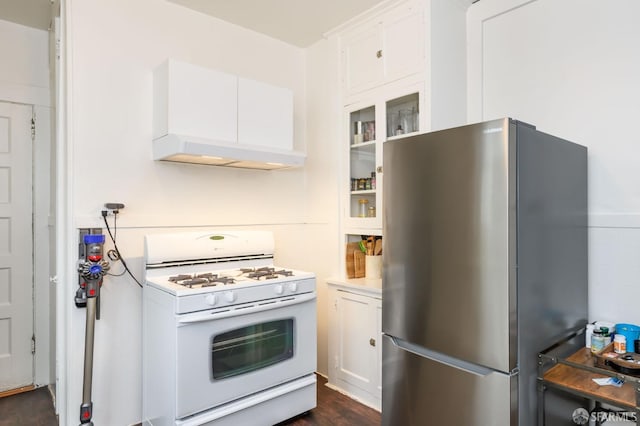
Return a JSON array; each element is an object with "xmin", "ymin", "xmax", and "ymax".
[
  {"xmin": 369, "ymin": 338, "xmax": 376, "ymax": 347},
  {"xmin": 376, "ymin": 50, "xmax": 382, "ymax": 58},
  {"xmin": 376, "ymin": 166, "xmax": 383, "ymax": 173}
]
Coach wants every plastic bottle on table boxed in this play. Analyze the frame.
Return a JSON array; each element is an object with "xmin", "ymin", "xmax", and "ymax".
[
  {"xmin": 585, "ymin": 323, "xmax": 595, "ymax": 348},
  {"xmin": 614, "ymin": 334, "xmax": 627, "ymax": 354}
]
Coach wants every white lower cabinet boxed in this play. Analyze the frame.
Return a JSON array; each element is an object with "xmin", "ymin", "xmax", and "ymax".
[{"xmin": 327, "ymin": 281, "xmax": 382, "ymax": 411}]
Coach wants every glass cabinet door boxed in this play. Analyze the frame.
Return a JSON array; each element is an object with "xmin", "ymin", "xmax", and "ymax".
[
  {"xmin": 343, "ymin": 86, "xmax": 422, "ymax": 233},
  {"xmin": 348, "ymin": 105, "xmax": 378, "ymax": 225},
  {"xmin": 386, "ymin": 92, "xmax": 419, "ymax": 138}
]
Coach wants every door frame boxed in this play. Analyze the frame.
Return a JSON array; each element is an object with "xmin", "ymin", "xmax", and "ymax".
[
  {"xmin": 33, "ymin": 104, "xmax": 53, "ymax": 388},
  {"xmin": 0, "ymin": 14, "xmax": 55, "ymax": 398}
]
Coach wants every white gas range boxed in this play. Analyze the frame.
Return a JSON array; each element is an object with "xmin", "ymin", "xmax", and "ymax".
[{"xmin": 142, "ymin": 230, "xmax": 317, "ymax": 426}]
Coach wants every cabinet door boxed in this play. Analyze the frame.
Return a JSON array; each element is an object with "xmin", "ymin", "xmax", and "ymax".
[
  {"xmin": 336, "ymin": 290, "xmax": 379, "ymax": 394},
  {"xmin": 341, "ymin": 2, "xmax": 424, "ymax": 98},
  {"xmin": 238, "ymin": 77, "xmax": 293, "ymax": 151},
  {"xmin": 374, "ymin": 298, "xmax": 382, "ymax": 396},
  {"xmin": 156, "ymin": 59, "xmax": 238, "ymax": 142},
  {"xmin": 382, "ymin": 4, "xmax": 424, "ymax": 84},
  {"xmin": 343, "ymin": 87, "xmax": 423, "ymax": 233},
  {"xmin": 342, "ymin": 24, "xmax": 384, "ymax": 97},
  {"xmin": 345, "ymin": 101, "xmax": 379, "ymax": 229}
]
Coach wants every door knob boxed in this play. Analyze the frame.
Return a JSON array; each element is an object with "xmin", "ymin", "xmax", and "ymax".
[
  {"xmin": 369, "ymin": 338, "xmax": 376, "ymax": 347},
  {"xmin": 376, "ymin": 50, "xmax": 382, "ymax": 58}
]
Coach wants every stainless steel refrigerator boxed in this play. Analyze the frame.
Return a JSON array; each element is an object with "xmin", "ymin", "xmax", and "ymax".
[{"xmin": 382, "ymin": 118, "xmax": 588, "ymax": 425}]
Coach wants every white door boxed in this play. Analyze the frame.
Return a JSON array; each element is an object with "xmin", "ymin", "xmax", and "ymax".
[{"xmin": 0, "ymin": 101, "xmax": 34, "ymax": 392}]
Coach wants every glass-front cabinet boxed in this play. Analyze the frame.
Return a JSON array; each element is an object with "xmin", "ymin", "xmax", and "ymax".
[
  {"xmin": 343, "ymin": 84, "xmax": 422, "ymax": 233},
  {"xmin": 347, "ymin": 104, "xmax": 378, "ymax": 228}
]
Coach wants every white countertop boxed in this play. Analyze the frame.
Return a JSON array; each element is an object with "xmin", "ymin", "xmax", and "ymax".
[{"xmin": 326, "ymin": 276, "xmax": 382, "ymax": 297}]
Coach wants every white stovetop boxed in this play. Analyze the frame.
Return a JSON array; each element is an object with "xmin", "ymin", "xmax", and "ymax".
[{"xmin": 146, "ymin": 265, "xmax": 315, "ymax": 297}]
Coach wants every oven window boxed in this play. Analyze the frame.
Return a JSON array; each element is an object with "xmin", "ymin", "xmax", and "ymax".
[{"xmin": 211, "ymin": 319, "xmax": 294, "ymax": 380}]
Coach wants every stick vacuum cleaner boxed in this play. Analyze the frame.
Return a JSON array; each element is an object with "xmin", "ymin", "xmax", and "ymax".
[{"xmin": 77, "ymin": 233, "xmax": 110, "ymax": 425}]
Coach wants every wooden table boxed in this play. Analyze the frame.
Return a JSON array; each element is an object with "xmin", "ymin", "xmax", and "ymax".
[{"xmin": 538, "ymin": 346, "xmax": 640, "ymax": 425}]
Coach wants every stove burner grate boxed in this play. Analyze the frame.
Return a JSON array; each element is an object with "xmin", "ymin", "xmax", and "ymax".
[
  {"xmin": 169, "ymin": 273, "xmax": 236, "ymax": 288},
  {"xmin": 243, "ymin": 267, "xmax": 294, "ymax": 280},
  {"xmin": 167, "ymin": 267, "xmax": 295, "ymax": 287},
  {"xmin": 181, "ymin": 278, "xmax": 210, "ymax": 287}
]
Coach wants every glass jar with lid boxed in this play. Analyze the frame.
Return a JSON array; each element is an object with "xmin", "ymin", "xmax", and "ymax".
[
  {"xmin": 591, "ymin": 330, "xmax": 605, "ymax": 353},
  {"xmin": 368, "ymin": 206, "xmax": 376, "ymax": 217},
  {"xmin": 358, "ymin": 199, "xmax": 369, "ymax": 217}
]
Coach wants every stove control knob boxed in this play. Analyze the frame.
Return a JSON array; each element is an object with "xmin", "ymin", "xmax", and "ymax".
[
  {"xmin": 205, "ymin": 294, "xmax": 218, "ymax": 306},
  {"xmin": 274, "ymin": 284, "xmax": 284, "ymax": 295},
  {"xmin": 224, "ymin": 291, "xmax": 236, "ymax": 303},
  {"xmin": 288, "ymin": 282, "xmax": 298, "ymax": 292}
]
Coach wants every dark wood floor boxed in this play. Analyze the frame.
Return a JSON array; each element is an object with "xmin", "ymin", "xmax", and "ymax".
[
  {"xmin": 0, "ymin": 375, "xmax": 380, "ymax": 426},
  {"xmin": 277, "ymin": 375, "xmax": 381, "ymax": 426},
  {"xmin": 0, "ymin": 386, "xmax": 57, "ymax": 426}
]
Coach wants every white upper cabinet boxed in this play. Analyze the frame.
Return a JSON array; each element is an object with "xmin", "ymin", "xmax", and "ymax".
[
  {"xmin": 152, "ymin": 59, "xmax": 303, "ymax": 169},
  {"xmin": 238, "ymin": 77, "xmax": 293, "ymax": 150},
  {"xmin": 341, "ymin": 1, "xmax": 424, "ymax": 98},
  {"xmin": 342, "ymin": 25, "xmax": 384, "ymax": 97},
  {"xmin": 153, "ymin": 59, "xmax": 238, "ymax": 142},
  {"xmin": 382, "ymin": 5, "xmax": 424, "ymax": 84}
]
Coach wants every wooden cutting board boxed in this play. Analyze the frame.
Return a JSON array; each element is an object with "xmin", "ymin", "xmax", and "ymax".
[
  {"xmin": 374, "ymin": 238, "xmax": 382, "ymax": 255},
  {"xmin": 354, "ymin": 249, "xmax": 366, "ymax": 278},
  {"xmin": 345, "ymin": 242, "xmax": 360, "ymax": 279}
]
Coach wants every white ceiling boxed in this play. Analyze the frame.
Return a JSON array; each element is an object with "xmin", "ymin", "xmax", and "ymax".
[
  {"xmin": 0, "ymin": 0, "xmax": 390, "ymax": 43},
  {"xmin": 0, "ymin": 0, "xmax": 52, "ymax": 30},
  {"xmin": 167, "ymin": 0, "xmax": 390, "ymax": 48},
  {"xmin": 1, "ymin": 0, "xmax": 477, "ymax": 46}
]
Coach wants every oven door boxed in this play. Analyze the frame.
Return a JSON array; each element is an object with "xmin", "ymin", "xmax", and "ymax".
[{"xmin": 174, "ymin": 292, "xmax": 316, "ymax": 419}]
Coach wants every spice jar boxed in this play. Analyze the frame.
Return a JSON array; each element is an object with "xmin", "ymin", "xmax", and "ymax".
[
  {"xmin": 358, "ymin": 199, "xmax": 369, "ymax": 217},
  {"xmin": 361, "ymin": 178, "xmax": 368, "ymax": 191},
  {"xmin": 353, "ymin": 121, "xmax": 364, "ymax": 144},
  {"xmin": 367, "ymin": 206, "xmax": 376, "ymax": 217}
]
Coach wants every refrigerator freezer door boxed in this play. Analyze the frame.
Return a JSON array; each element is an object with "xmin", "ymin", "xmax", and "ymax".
[
  {"xmin": 382, "ymin": 335, "xmax": 516, "ymax": 426},
  {"xmin": 383, "ymin": 118, "xmax": 516, "ymax": 373}
]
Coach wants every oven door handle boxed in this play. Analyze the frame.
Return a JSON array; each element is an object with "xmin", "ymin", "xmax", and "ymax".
[{"xmin": 177, "ymin": 292, "xmax": 316, "ymax": 324}]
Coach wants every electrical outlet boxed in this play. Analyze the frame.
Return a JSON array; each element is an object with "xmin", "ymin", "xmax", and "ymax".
[
  {"xmin": 105, "ymin": 203, "xmax": 125, "ymax": 211},
  {"xmin": 101, "ymin": 203, "xmax": 125, "ymax": 218}
]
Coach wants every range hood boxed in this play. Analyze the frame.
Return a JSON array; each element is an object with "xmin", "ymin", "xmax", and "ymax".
[
  {"xmin": 153, "ymin": 134, "xmax": 306, "ymax": 170},
  {"xmin": 152, "ymin": 59, "xmax": 305, "ymax": 171}
]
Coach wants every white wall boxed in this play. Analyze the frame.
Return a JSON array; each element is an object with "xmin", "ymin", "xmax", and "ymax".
[
  {"xmin": 428, "ymin": 0, "xmax": 468, "ymax": 131},
  {"xmin": 303, "ymin": 35, "xmax": 343, "ymax": 378},
  {"xmin": 468, "ymin": 0, "xmax": 640, "ymax": 325},
  {"xmin": 61, "ymin": 0, "xmax": 336, "ymax": 424},
  {"xmin": 0, "ymin": 19, "xmax": 50, "ymax": 106}
]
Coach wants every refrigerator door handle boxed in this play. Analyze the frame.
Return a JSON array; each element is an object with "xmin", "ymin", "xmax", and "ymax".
[{"xmin": 387, "ymin": 335, "xmax": 502, "ymax": 377}]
